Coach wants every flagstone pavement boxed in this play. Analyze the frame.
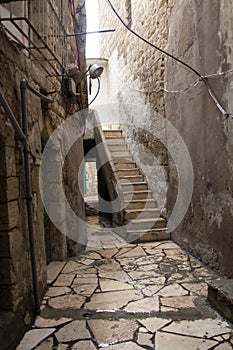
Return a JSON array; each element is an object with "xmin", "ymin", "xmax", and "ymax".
[{"xmin": 17, "ymin": 218, "xmax": 233, "ymax": 350}]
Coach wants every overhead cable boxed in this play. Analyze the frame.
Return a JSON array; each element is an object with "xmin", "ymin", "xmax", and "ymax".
[{"xmin": 105, "ymin": 0, "xmax": 233, "ymax": 119}]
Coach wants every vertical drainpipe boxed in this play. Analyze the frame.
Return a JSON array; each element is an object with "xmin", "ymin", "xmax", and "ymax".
[{"xmin": 20, "ymin": 80, "xmax": 41, "ymax": 315}]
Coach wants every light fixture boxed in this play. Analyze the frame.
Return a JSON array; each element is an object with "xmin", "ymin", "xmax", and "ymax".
[
  {"xmin": 89, "ymin": 64, "xmax": 104, "ymax": 79},
  {"xmin": 62, "ymin": 63, "xmax": 104, "ymax": 107}
]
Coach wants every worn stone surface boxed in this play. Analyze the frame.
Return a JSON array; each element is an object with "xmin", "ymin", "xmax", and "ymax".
[
  {"xmin": 55, "ymin": 320, "xmax": 90, "ymax": 343},
  {"xmin": 85, "ymin": 290, "xmax": 142, "ymax": 311},
  {"xmin": 208, "ymin": 278, "xmax": 233, "ymax": 323},
  {"xmin": 161, "ymin": 296, "xmax": 198, "ymax": 309},
  {"xmin": 61, "ymin": 261, "xmax": 84, "ymax": 274},
  {"xmin": 99, "ymin": 278, "xmax": 134, "ymax": 292},
  {"xmin": 73, "ymin": 284, "xmax": 97, "ymax": 296},
  {"xmin": 139, "ymin": 318, "xmax": 172, "ymax": 333},
  {"xmin": 155, "ymin": 332, "xmax": 218, "ymax": 350},
  {"xmin": 164, "ymin": 319, "xmax": 232, "ymax": 339},
  {"xmin": 45, "ymin": 287, "xmax": 71, "ymax": 298},
  {"xmin": 34, "ymin": 337, "xmax": 54, "ymax": 350},
  {"xmin": 125, "ymin": 296, "xmax": 160, "ymax": 313},
  {"xmin": 35, "ymin": 317, "xmax": 72, "ymax": 328},
  {"xmin": 53, "ymin": 274, "xmax": 75, "ymax": 287},
  {"xmin": 182, "ymin": 283, "xmax": 208, "ymax": 297},
  {"xmin": 103, "ymin": 343, "xmax": 143, "ymax": 350},
  {"xmin": 88, "ymin": 319, "xmax": 138, "ymax": 345},
  {"xmin": 98, "ymin": 249, "xmax": 119, "ymax": 259},
  {"xmin": 16, "ymin": 328, "xmax": 55, "ymax": 350},
  {"xmin": 214, "ymin": 343, "xmax": 233, "ymax": 349},
  {"xmin": 47, "ymin": 262, "xmax": 67, "ymax": 284},
  {"xmin": 73, "ymin": 276, "xmax": 98, "ymax": 285},
  {"xmin": 72, "ymin": 340, "xmax": 96, "ymax": 350},
  {"xmin": 156, "ymin": 284, "xmax": 188, "ymax": 297},
  {"xmin": 137, "ymin": 332, "xmax": 153, "ymax": 347},
  {"xmin": 48, "ymin": 295, "xmax": 86, "ymax": 309},
  {"xmin": 16, "ymin": 239, "xmax": 233, "ymax": 350}
]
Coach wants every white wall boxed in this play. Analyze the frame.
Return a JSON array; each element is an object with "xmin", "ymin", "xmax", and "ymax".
[{"xmin": 87, "ymin": 58, "xmax": 120, "ymax": 129}]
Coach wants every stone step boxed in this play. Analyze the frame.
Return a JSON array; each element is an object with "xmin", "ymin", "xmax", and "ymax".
[
  {"xmin": 111, "ymin": 151, "xmax": 132, "ymax": 158},
  {"xmin": 122, "ymin": 182, "xmax": 148, "ymax": 191},
  {"xmin": 106, "ymin": 137, "xmax": 125, "ymax": 144},
  {"xmin": 123, "ymin": 190, "xmax": 152, "ymax": 201},
  {"xmin": 113, "ymin": 161, "xmax": 137, "ymax": 170},
  {"xmin": 111, "ymin": 155, "xmax": 134, "ymax": 164},
  {"xmin": 124, "ymin": 208, "xmax": 160, "ymax": 220},
  {"xmin": 116, "ymin": 168, "xmax": 141, "ymax": 177},
  {"xmin": 126, "ymin": 217, "xmax": 166, "ymax": 231},
  {"xmin": 124, "ymin": 198, "xmax": 156, "ymax": 210},
  {"xmin": 108, "ymin": 144, "xmax": 127, "ymax": 152},
  {"xmin": 120, "ymin": 175, "xmax": 144, "ymax": 183},
  {"xmin": 208, "ymin": 278, "xmax": 233, "ymax": 323},
  {"xmin": 127, "ymin": 228, "xmax": 170, "ymax": 243},
  {"xmin": 104, "ymin": 130, "xmax": 122, "ymax": 137}
]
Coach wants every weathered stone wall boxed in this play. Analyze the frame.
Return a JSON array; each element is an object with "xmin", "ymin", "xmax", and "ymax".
[
  {"xmin": 85, "ymin": 162, "xmax": 98, "ymax": 197},
  {"xmin": 0, "ymin": 30, "xmax": 47, "ymax": 316},
  {"xmin": 99, "ymin": 0, "xmax": 233, "ymax": 276},
  {"xmin": 165, "ymin": 0, "xmax": 233, "ymax": 277},
  {"xmin": 98, "ymin": 0, "xmax": 174, "ymax": 210},
  {"xmin": 0, "ymin": 0, "xmax": 87, "ymax": 343}
]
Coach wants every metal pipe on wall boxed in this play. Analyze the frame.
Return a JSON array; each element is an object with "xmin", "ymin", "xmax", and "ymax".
[
  {"xmin": 0, "ymin": 80, "xmax": 54, "ymax": 316},
  {"xmin": 20, "ymin": 80, "xmax": 41, "ymax": 315},
  {"xmin": 20, "ymin": 79, "xmax": 54, "ymax": 315}
]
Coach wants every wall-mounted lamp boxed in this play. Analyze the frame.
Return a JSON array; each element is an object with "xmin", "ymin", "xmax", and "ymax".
[
  {"xmin": 62, "ymin": 63, "xmax": 104, "ymax": 100},
  {"xmin": 89, "ymin": 64, "xmax": 104, "ymax": 79}
]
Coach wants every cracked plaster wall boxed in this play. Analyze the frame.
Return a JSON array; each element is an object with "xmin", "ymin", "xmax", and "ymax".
[
  {"xmin": 165, "ymin": 0, "xmax": 233, "ymax": 276},
  {"xmin": 99, "ymin": 0, "xmax": 233, "ymax": 276}
]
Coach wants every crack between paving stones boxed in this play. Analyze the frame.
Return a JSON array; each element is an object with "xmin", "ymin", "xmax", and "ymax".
[
  {"xmin": 85, "ymin": 321, "xmax": 99, "ymax": 349},
  {"xmin": 158, "ymin": 329, "xmax": 230, "ymax": 342}
]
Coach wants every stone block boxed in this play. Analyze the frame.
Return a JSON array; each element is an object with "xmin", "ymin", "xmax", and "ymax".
[
  {"xmin": 0, "ymin": 286, "xmax": 13, "ymax": 310},
  {"xmin": 0, "ymin": 120, "xmax": 15, "ymax": 148},
  {"xmin": 0, "ymin": 146, "xmax": 16, "ymax": 177},
  {"xmin": 0, "ymin": 231, "xmax": 10, "ymax": 257},
  {"xmin": 0, "ymin": 177, "xmax": 19, "ymax": 202},
  {"xmin": 208, "ymin": 278, "xmax": 233, "ymax": 323},
  {"xmin": 0, "ymin": 201, "xmax": 19, "ymax": 230},
  {"xmin": 46, "ymin": 183, "xmax": 64, "ymax": 202},
  {"xmin": 45, "ymin": 166, "xmax": 63, "ymax": 183},
  {"xmin": 50, "ymin": 226, "xmax": 67, "ymax": 261},
  {"xmin": 31, "ymin": 166, "xmax": 40, "ymax": 193},
  {"xmin": 0, "ymin": 257, "xmax": 11, "ymax": 284},
  {"xmin": 48, "ymin": 201, "xmax": 66, "ymax": 223}
]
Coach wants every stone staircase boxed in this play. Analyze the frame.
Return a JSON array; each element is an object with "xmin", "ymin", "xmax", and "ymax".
[{"xmin": 103, "ymin": 129, "xmax": 170, "ymax": 243}]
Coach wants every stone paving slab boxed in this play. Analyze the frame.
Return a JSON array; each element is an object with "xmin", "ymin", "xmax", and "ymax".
[
  {"xmin": 87, "ymin": 319, "xmax": 138, "ymax": 346},
  {"xmin": 47, "ymin": 262, "xmax": 66, "ymax": 284},
  {"xmin": 16, "ymin": 237, "xmax": 233, "ymax": 350}
]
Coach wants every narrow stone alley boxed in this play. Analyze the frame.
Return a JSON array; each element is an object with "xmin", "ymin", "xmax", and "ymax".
[{"xmin": 16, "ymin": 216, "xmax": 233, "ymax": 350}]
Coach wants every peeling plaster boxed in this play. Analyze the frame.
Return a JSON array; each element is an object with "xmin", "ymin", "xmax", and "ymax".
[{"xmin": 201, "ymin": 192, "xmax": 233, "ymax": 229}]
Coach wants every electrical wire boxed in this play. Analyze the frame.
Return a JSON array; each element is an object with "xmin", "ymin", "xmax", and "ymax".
[
  {"xmin": 164, "ymin": 79, "xmax": 200, "ymax": 93},
  {"xmin": 87, "ymin": 77, "xmax": 101, "ymax": 107},
  {"xmin": 119, "ymin": 78, "xmax": 200, "ymax": 95},
  {"xmin": 105, "ymin": 0, "xmax": 233, "ymax": 119},
  {"xmin": 76, "ymin": 1, "xmax": 85, "ymax": 13},
  {"xmin": 204, "ymin": 68, "xmax": 233, "ymax": 79}
]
